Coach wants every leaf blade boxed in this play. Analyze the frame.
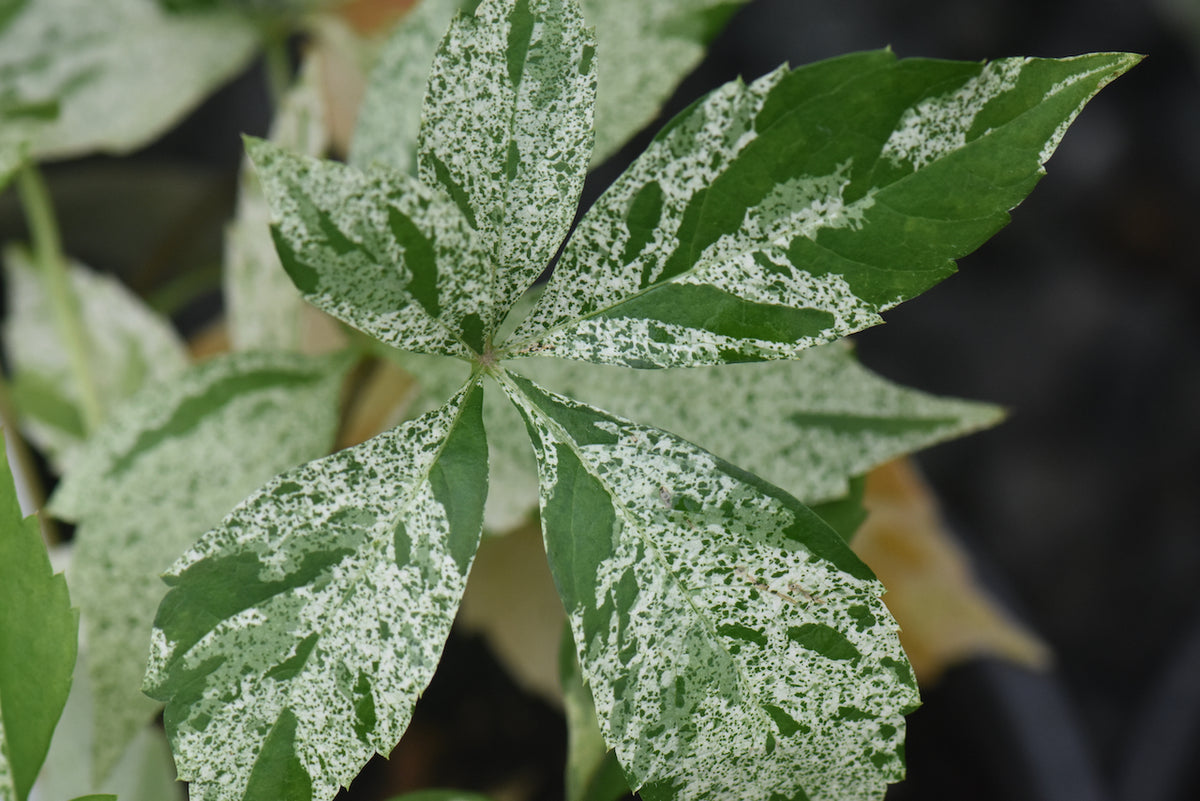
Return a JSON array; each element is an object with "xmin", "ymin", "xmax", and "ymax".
[
  {"xmin": 0, "ymin": 444, "xmax": 77, "ymax": 801},
  {"xmin": 0, "ymin": 0, "xmax": 258, "ymax": 159},
  {"xmin": 509, "ymin": 50, "xmax": 1139, "ymax": 367},
  {"xmin": 417, "ymin": 0, "xmax": 596, "ymax": 334},
  {"xmin": 48, "ymin": 351, "xmax": 350, "ymax": 781},
  {"xmin": 502, "ymin": 372, "xmax": 918, "ymax": 801},
  {"xmin": 144, "ymin": 380, "xmax": 489, "ymax": 801},
  {"xmin": 249, "ymin": 137, "xmax": 488, "ymax": 357}
]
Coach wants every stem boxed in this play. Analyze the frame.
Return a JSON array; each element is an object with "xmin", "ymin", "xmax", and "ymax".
[
  {"xmin": 16, "ymin": 163, "xmax": 104, "ymax": 434},
  {"xmin": 262, "ymin": 25, "xmax": 293, "ymax": 109}
]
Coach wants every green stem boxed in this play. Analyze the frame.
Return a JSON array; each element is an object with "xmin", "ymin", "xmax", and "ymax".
[
  {"xmin": 262, "ymin": 25, "xmax": 293, "ymax": 109},
  {"xmin": 16, "ymin": 163, "xmax": 104, "ymax": 434}
]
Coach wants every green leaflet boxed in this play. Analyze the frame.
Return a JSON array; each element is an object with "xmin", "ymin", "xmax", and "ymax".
[
  {"xmin": 2, "ymin": 246, "xmax": 189, "ymax": 473},
  {"xmin": 417, "ymin": 0, "xmax": 596, "ymax": 337},
  {"xmin": 580, "ymin": 0, "xmax": 748, "ymax": 163},
  {"xmin": 507, "ymin": 50, "xmax": 1141, "ymax": 367},
  {"xmin": 144, "ymin": 380, "xmax": 488, "ymax": 801},
  {"xmin": 350, "ymin": 0, "xmax": 749, "ymax": 173},
  {"xmin": 350, "ymin": 0, "xmax": 464, "ymax": 175},
  {"xmin": 248, "ymin": 137, "xmax": 489, "ymax": 358},
  {"xmin": 485, "ymin": 342, "xmax": 1000, "ymax": 530},
  {"xmin": 48, "ymin": 351, "xmax": 350, "ymax": 782},
  {"xmin": 0, "ymin": 0, "xmax": 258, "ymax": 159},
  {"xmin": 0, "ymin": 445, "xmax": 78, "ymax": 801},
  {"xmin": 503, "ymin": 372, "xmax": 918, "ymax": 801},
  {"xmin": 225, "ymin": 53, "xmax": 330, "ymax": 352}
]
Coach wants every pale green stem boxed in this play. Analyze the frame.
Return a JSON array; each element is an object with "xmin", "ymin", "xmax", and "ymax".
[
  {"xmin": 262, "ymin": 26, "xmax": 293, "ymax": 109},
  {"xmin": 16, "ymin": 163, "xmax": 104, "ymax": 434}
]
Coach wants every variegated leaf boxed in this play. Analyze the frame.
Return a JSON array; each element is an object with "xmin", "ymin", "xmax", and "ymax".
[
  {"xmin": 0, "ymin": 445, "xmax": 77, "ymax": 801},
  {"xmin": 226, "ymin": 54, "xmax": 331, "ymax": 353},
  {"xmin": 581, "ymin": 0, "xmax": 748, "ymax": 163},
  {"xmin": 502, "ymin": 372, "xmax": 918, "ymax": 801},
  {"xmin": 0, "ymin": 0, "xmax": 258, "ymax": 159},
  {"xmin": 48, "ymin": 351, "xmax": 350, "ymax": 781},
  {"xmin": 507, "ymin": 51, "xmax": 1140, "ymax": 367},
  {"xmin": 2, "ymin": 246, "xmax": 189, "ymax": 472},
  {"xmin": 417, "ymin": 0, "xmax": 596, "ymax": 335},
  {"xmin": 509, "ymin": 341, "xmax": 1002, "ymax": 505},
  {"xmin": 248, "ymin": 137, "xmax": 491, "ymax": 357},
  {"xmin": 144, "ymin": 380, "xmax": 488, "ymax": 801},
  {"xmin": 349, "ymin": 0, "xmax": 464, "ymax": 175}
]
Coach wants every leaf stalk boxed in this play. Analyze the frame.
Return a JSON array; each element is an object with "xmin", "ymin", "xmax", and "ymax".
[{"xmin": 16, "ymin": 163, "xmax": 104, "ymax": 434}]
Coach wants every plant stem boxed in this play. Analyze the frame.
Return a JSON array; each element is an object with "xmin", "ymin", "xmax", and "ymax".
[
  {"xmin": 262, "ymin": 25, "xmax": 293, "ymax": 109},
  {"xmin": 16, "ymin": 163, "xmax": 104, "ymax": 434}
]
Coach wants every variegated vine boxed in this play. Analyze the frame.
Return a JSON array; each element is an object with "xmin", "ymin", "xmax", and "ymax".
[{"xmin": 142, "ymin": 0, "xmax": 1137, "ymax": 799}]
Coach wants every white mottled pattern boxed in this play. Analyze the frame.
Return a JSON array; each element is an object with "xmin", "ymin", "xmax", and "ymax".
[
  {"xmin": 880, "ymin": 58, "xmax": 1028, "ymax": 171},
  {"xmin": 419, "ymin": 0, "xmax": 596, "ymax": 337},
  {"xmin": 250, "ymin": 140, "xmax": 489, "ymax": 358},
  {"xmin": 505, "ymin": 374, "xmax": 917, "ymax": 801},
  {"xmin": 145, "ymin": 382, "xmax": 484, "ymax": 801}
]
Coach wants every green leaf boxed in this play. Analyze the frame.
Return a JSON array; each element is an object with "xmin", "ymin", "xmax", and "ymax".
[
  {"xmin": 0, "ymin": 443, "xmax": 78, "ymax": 801},
  {"xmin": 247, "ymin": 137, "xmax": 489, "ymax": 358},
  {"xmin": 487, "ymin": 341, "xmax": 1000, "ymax": 533},
  {"xmin": 350, "ymin": 0, "xmax": 465, "ymax": 175},
  {"xmin": 68, "ymin": 795, "xmax": 117, "ymax": 801},
  {"xmin": 417, "ymin": 0, "xmax": 596, "ymax": 338},
  {"xmin": 144, "ymin": 380, "xmax": 488, "ymax": 801},
  {"xmin": 508, "ymin": 50, "xmax": 1140, "ymax": 367},
  {"xmin": 502, "ymin": 371, "xmax": 918, "ymax": 801},
  {"xmin": 0, "ymin": 0, "xmax": 258, "ymax": 159},
  {"xmin": 48, "ymin": 351, "xmax": 351, "ymax": 782},
  {"xmin": 809, "ymin": 475, "xmax": 868, "ymax": 543},
  {"xmin": 581, "ymin": 0, "xmax": 749, "ymax": 163},
  {"xmin": 3, "ymin": 246, "xmax": 189, "ymax": 472},
  {"xmin": 225, "ymin": 54, "xmax": 331, "ymax": 352}
]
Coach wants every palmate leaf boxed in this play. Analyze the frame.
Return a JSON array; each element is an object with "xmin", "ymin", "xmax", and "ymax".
[
  {"xmin": 502, "ymin": 372, "xmax": 918, "ymax": 801},
  {"xmin": 2, "ymin": 246, "xmax": 189, "ymax": 472},
  {"xmin": 506, "ymin": 50, "xmax": 1140, "ymax": 367},
  {"xmin": 0, "ymin": 445, "xmax": 77, "ymax": 801},
  {"xmin": 0, "ymin": 0, "xmax": 257, "ymax": 159},
  {"xmin": 417, "ymin": 0, "xmax": 596, "ymax": 337},
  {"xmin": 48, "ymin": 351, "xmax": 350, "ymax": 781},
  {"xmin": 144, "ymin": 380, "xmax": 488, "ymax": 801}
]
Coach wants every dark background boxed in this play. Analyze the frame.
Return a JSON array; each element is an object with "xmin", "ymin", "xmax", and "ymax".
[{"xmin": 3, "ymin": 0, "xmax": 1198, "ymax": 799}]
